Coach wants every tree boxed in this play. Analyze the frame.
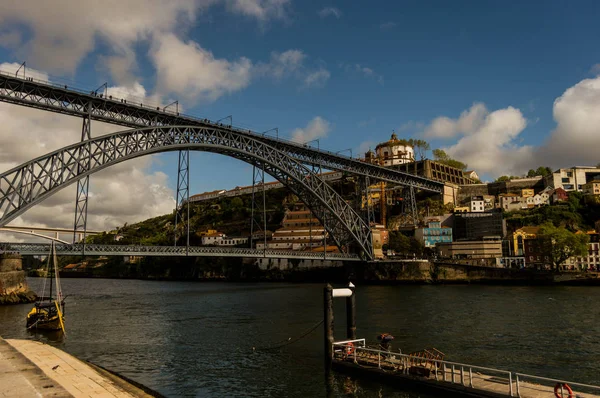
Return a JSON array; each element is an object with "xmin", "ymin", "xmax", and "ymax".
[
  {"xmin": 409, "ymin": 139, "xmax": 430, "ymax": 161},
  {"xmin": 432, "ymin": 149, "xmax": 467, "ymax": 170},
  {"xmin": 527, "ymin": 166, "xmax": 552, "ymax": 178},
  {"xmin": 538, "ymin": 222, "xmax": 589, "ymax": 270}
]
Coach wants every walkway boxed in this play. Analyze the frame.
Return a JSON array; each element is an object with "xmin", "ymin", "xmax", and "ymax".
[{"xmin": 1, "ymin": 338, "xmax": 155, "ymax": 397}]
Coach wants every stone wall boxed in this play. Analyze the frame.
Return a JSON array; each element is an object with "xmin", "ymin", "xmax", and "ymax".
[{"xmin": 0, "ymin": 253, "xmax": 36, "ymax": 304}]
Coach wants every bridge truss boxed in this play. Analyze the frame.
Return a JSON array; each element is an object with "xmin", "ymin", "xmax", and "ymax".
[
  {"xmin": 0, "ymin": 72, "xmax": 444, "ymax": 193},
  {"xmin": 0, "ymin": 242, "xmax": 360, "ymax": 261},
  {"xmin": 0, "ymin": 126, "xmax": 374, "ymax": 259}
]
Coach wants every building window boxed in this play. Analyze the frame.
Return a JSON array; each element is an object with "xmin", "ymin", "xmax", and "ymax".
[
  {"xmin": 566, "ymin": 172, "xmax": 573, "ymax": 177},
  {"xmin": 562, "ymin": 178, "xmax": 570, "ymax": 183}
]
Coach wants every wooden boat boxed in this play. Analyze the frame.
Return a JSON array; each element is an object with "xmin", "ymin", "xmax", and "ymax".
[{"xmin": 26, "ymin": 242, "xmax": 66, "ymax": 333}]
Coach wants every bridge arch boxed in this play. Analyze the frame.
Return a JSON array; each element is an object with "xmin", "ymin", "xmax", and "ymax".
[
  {"xmin": 0, "ymin": 228, "xmax": 70, "ymax": 244},
  {"xmin": 0, "ymin": 126, "xmax": 373, "ymax": 259}
]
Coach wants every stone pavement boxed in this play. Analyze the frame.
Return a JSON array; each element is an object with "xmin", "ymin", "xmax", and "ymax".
[{"xmin": 1, "ymin": 338, "xmax": 154, "ymax": 397}]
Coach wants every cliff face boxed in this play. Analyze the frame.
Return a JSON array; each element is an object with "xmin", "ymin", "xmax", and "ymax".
[{"xmin": 0, "ymin": 254, "xmax": 36, "ymax": 305}]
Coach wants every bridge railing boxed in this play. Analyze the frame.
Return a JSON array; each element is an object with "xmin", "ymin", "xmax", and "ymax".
[
  {"xmin": 0, "ymin": 242, "xmax": 361, "ymax": 260},
  {"xmin": 0, "ymin": 69, "xmax": 357, "ymax": 160}
]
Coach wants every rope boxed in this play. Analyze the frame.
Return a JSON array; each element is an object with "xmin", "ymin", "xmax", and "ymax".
[{"xmin": 252, "ymin": 319, "xmax": 324, "ymax": 352}]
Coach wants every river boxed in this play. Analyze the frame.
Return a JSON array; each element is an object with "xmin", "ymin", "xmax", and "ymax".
[{"xmin": 1, "ymin": 278, "xmax": 599, "ymax": 397}]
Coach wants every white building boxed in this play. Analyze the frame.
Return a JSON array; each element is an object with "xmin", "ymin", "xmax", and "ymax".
[
  {"xmin": 217, "ymin": 237, "xmax": 248, "ymax": 246},
  {"xmin": 201, "ymin": 232, "xmax": 226, "ymax": 245},
  {"xmin": 366, "ymin": 133, "xmax": 414, "ymax": 167},
  {"xmin": 470, "ymin": 196, "xmax": 485, "ymax": 212},
  {"xmin": 546, "ymin": 167, "xmax": 600, "ymax": 192}
]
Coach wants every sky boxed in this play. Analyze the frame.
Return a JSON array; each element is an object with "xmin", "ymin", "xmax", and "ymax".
[{"xmin": 1, "ymin": 0, "xmax": 600, "ymax": 233}]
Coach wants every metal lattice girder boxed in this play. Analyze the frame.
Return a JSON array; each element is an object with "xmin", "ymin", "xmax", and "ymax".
[
  {"xmin": 0, "ymin": 242, "xmax": 361, "ymax": 261},
  {"xmin": 0, "ymin": 72, "xmax": 443, "ymax": 193},
  {"xmin": 73, "ymin": 103, "xmax": 92, "ymax": 244},
  {"xmin": 0, "ymin": 126, "xmax": 374, "ymax": 260},
  {"xmin": 400, "ymin": 185, "xmax": 418, "ymax": 226},
  {"xmin": 249, "ymin": 165, "xmax": 266, "ymax": 249},
  {"xmin": 174, "ymin": 149, "xmax": 190, "ymax": 247}
]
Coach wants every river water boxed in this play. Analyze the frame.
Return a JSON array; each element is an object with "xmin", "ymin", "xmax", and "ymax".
[{"xmin": 1, "ymin": 278, "xmax": 600, "ymax": 397}]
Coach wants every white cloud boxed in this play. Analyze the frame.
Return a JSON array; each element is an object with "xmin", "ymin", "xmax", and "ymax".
[
  {"xmin": 341, "ymin": 63, "xmax": 383, "ymax": 83},
  {"xmin": 380, "ymin": 21, "xmax": 397, "ymax": 30},
  {"xmin": 422, "ymin": 102, "xmax": 488, "ymax": 139},
  {"xmin": 150, "ymin": 33, "xmax": 253, "ymax": 102},
  {"xmin": 318, "ymin": 7, "xmax": 341, "ymax": 19},
  {"xmin": 0, "ymin": 63, "xmax": 174, "ymax": 235},
  {"xmin": 0, "ymin": 0, "xmax": 288, "ymax": 84},
  {"xmin": 442, "ymin": 107, "xmax": 530, "ymax": 176},
  {"xmin": 356, "ymin": 140, "xmax": 377, "ymax": 158},
  {"xmin": 591, "ymin": 63, "xmax": 600, "ymax": 76},
  {"xmin": 530, "ymin": 76, "xmax": 600, "ymax": 168},
  {"xmin": 257, "ymin": 49, "xmax": 307, "ymax": 79},
  {"xmin": 226, "ymin": 0, "xmax": 290, "ymax": 21},
  {"xmin": 290, "ymin": 117, "xmax": 331, "ymax": 143},
  {"xmin": 304, "ymin": 68, "xmax": 330, "ymax": 88}
]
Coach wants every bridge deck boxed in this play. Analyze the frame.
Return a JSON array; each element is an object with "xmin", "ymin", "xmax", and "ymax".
[
  {"xmin": 0, "ymin": 242, "xmax": 361, "ymax": 261},
  {"xmin": 0, "ymin": 70, "xmax": 443, "ymax": 193}
]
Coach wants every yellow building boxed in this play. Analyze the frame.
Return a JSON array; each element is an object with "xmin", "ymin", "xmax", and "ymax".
[
  {"xmin": 521, "ymin": 189, "xmax": 534, "ymax": 198},
  {"xmin": 507, "ymin": 226, "xmax": 540, "ymax": 256}
]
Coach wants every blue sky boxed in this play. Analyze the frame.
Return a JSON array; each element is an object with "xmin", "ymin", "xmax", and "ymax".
[{"xmin": 1, "ymin": 0, "xmax": 600, "ymax": 197}]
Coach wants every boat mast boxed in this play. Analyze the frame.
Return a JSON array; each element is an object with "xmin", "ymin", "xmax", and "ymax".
[
  {"xmin": 53, "ymin": 243, "xmax": 63, "ymax": 307},
  {"xmin": 48, "ymin": 242, "xmax": 53, "ymax": 301}
]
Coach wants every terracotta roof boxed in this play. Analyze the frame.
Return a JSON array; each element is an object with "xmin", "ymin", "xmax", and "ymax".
[
  {"xmin": 203, "ymin": 232, "xmax": 225, "ymax": 237},
  {"xmin": 64, "ymin": 263, "xmax": 79, "ymax": 269}
]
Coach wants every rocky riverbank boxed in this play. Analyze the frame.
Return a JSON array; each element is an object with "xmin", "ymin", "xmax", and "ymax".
[{"xmin": 0, "ymin": 253, "xmax": 37, "ymax": 305}]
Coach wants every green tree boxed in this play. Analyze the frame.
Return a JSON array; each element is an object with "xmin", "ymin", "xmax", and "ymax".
[
  {"xmin": 538, "ymin": 222, "xmax": 589, "ymax": 270},
  {"xmin": 432, "ymin": 149, "xmax": 467, "ymax": 170},
  {"xmin": 409, "ymin": 139, "xmax": 431, "ymax": 161}
]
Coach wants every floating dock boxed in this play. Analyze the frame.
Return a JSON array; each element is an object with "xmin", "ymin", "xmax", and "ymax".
[
  {"xmin": 323, "ymin": 284, "xmax": 600, "ymax": 398},
  {"xmin": 0, "ymin": 337, "xmax": 158, "ymax": 397},
  {"xmin": 332, "ymin": 339, "xmax": 600, "ymax": 398}
]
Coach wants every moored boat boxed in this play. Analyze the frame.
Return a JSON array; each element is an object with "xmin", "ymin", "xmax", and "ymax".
[{"xmin": 26, "ymin": 242, "xmax": 66, "ymax": 332}]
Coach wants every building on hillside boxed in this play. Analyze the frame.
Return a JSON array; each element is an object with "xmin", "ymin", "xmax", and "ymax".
[
  {"xmin": 568, "ymin": 231, "xmax": 600, "ymax": 270},
  {"xmin": 523, "ymin": 238, "xmax": 551, "ymax": 268},
  {"xmin": 217, "ymin": 237, "xmax": 248, "ymax": 246},
  {"xmin": 365, "ymin": 132, "xmax": 415, "ymax": 167},
  {"xmin": 396, "ymin": 160, "xmax": 477, "ymax": 185},
  {"xmin": 470, "ymin": 196, "xmax": 485, "ymax": 213},
  {"xmin": 506, "ymin": 226, "xmax": 540, "ymax": 256},
  {"xmin": 201, "ymin": 232, "xmax": 226, "ymax": 245},
  {"xmin": 463, "ymin": 170, "xmax": 479, "ymax": 181},
  {"xmin": 189, "ymin": 189, "xmax": 226, "ymax": 203},
  {"xmin": 498, "ymin": 193, "xmax": 524, "ymax": 211},
  {"xmin": 545, "ymin": 166, "xmax": 600, "ymax": 192},
  {"xmin": 452, "ymin": 210, "xmax": 505, "ymax": 241},
  {"xmin": 551, "ymin": 187, "xmax": 569, "ymax": 204},
  {"xmin": 256, "ymin": 203, "xmax": 332, "ymax": 252},
  {"xmin": 583, "ymin": 181, "xmax": 600, "ymax": 196},
  {"xmin": 521, "ymin": 189, "xmax": 534, "ymax": 198},
  {"xmin": 453, "ymin": 206, "xmax": 470, "ymax": 213},
  {"xmin": 414, "ymin": 219, "xmax": 453, "ymax": 248},
  {"xmin": 436, "ymin": 238, "xmax": 502, "ymax": 259}
]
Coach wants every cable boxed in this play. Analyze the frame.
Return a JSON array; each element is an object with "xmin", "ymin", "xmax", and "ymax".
[{"xmin": 252, "ymin": 319, "xmax": 324, "ymax": 352}]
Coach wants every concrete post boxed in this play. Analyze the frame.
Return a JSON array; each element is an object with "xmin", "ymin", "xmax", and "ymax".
[
  {"xmin": 324, "ymin": 284, "xmax": 334, "ymax": 374},
  {"xmin": 346, "ymin": 282, "xmax": 356, "ymax": 340}
]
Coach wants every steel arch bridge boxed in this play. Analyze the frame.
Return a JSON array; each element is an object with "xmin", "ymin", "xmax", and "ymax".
[
  {"xmin": 0, "ymin": 126, "xmax": 374, "ymax": 259},
  {"xmin": 0, "ymin": 71, "xmax": 444, "ymax": 193}
]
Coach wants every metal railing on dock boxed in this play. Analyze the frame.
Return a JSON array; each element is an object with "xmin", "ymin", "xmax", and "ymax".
[{"xmin": 332, "ymin": 340, "xmax": 600, "ymax": 397}]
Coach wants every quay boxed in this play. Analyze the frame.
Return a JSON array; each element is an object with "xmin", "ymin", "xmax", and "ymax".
[{"xmin": 0, "ymin": 337, "xmax": 158, "ymax": 397}]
